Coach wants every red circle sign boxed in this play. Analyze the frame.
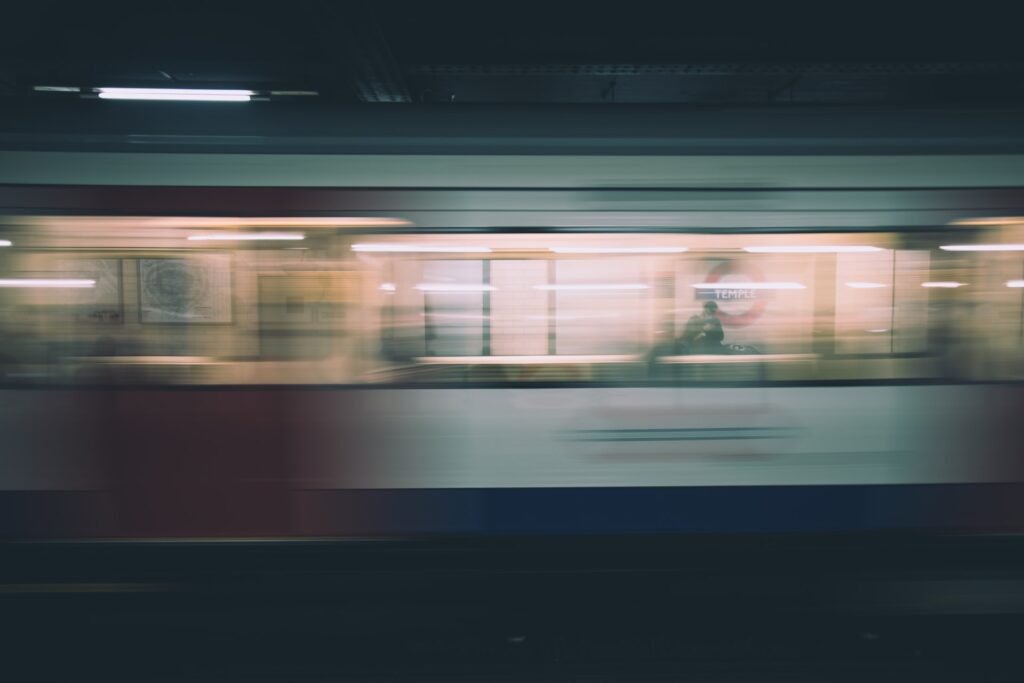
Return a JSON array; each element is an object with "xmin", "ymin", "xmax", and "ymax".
[{"xmin": 702, "ymin": 261, "xmax": 768, "ymax": 327}]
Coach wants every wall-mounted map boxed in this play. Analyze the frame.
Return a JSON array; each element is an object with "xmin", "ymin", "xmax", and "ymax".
[
  {"xmin": 59, "ymin": 258, "xmax": 123, "ymax": 324},
  {"xmin": 139, "ymin": 255, "xmax": 232, "ymax": 324}
]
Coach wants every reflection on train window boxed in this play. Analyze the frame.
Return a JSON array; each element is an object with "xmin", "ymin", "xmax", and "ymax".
[
  {"xmin": 490, "ymin": 260, "xmax": 548, "ymax": 355},
  {"xmin": 553, "ymin": 259, "xmax": 649, "ymax": 355},
  {"xmin": 258, "ymin": 273, "xmax": 347, "ymax": 361},
  {"xmin": 421, "ymin": 260, "xmax": 486, "ymax": 357},
  {"xmin": 2, "ymin": 218, "xmax": 1024, "ymax": 385}
]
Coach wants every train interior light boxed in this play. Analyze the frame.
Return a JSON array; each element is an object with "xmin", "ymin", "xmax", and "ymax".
[{"xmin": 96, "ymin": 87, "xmax": 255, "ymax": 102}]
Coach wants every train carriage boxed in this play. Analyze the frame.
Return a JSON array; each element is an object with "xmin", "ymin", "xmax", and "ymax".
[{"xmin": 3, "ymin": 146, "xmax": 1024, "ymax": 538}]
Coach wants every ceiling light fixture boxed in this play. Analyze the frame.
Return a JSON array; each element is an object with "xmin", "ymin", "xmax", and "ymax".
[
  {"xmin": 692, "ymin": 282, "xmax": 806, "ymax": 290},
  {"xmin": 194, "ymin": 217, "xmax": 407, "ymax": 228},
  {"xmin": 414, "ymin": 283, "xmax": 497, "ymax": 292},
  {"xmin": 187, "ymin": 233, "xmax": 304, "ymax": 241},
  {"xmin": 549, "ymin": 247, "xmax": 688, "ymax": 254},
  {"xmin": 939, "ymin": 244, "xmax": 1024, "ymax": 252},
  {"xmin": 534, "ymin": 283, "xmax": 649, "ymax": 291},
  {"xmin": 744, "ymin": 246, "xmax": 883, "ymax": 253},
  {"xmin": 97, "ymin": 88, "xmax": 254, "ymax": 102},
  {"xmin": 0, "ymin": 278, "xmax": 95, "ymax": 288},
  {"xmin": 352, "ymin": 244, "xmax": 491, "ymax": 253}
]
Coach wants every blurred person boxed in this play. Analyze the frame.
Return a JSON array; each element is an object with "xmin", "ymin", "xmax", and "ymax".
[
  {"xmin": 644, "ymin": 300, "xmax": 731, "ymax": 377},
  {"xmin": 681, "ymin": 301, "xmax": 726, "ymax": 353}
]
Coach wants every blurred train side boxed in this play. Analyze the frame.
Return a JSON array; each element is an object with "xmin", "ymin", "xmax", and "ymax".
[{"xmin": 3, "ymin": 144, "xmax": 1024, "ymax": 539}]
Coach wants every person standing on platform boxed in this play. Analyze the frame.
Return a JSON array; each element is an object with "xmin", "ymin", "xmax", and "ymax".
[{"xmin": 681, "ymin": 300, "xmax": 726, "ymax": 353}]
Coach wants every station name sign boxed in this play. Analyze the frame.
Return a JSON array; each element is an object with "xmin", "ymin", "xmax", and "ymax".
[
  {"xmin": 695, "ymin": 260, "xmax": 769, "ymax": 326},
  {"xmin": 696, "ymin": 287, "xmax": 760, "ymax": 301}
]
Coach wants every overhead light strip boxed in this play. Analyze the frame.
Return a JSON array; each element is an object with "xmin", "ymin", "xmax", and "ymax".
[
  {"xmin": 415, "ymin": 283, "xmax": 497, "ymax": 292},
  {"xmin": 549, "ymin": 247, "xmax": 688, "ymax": 254},
  {"xmin": 940, "ymin": 244, "xmax": 1024, "ymax": 252},
  {"xmin": 535, "ymin": 284, "xmax": 649, "ymax": 291},
  {"xmin": 0, "ymin": 278, "xmax": 95, "ymax": 289},
  {"xmin": 744, "ymin": 246, "xmax": 883, "ymax": 253},
  {"xmin": 187, "ymin": 233, "xmax": 304, "ymax": 241},
  {"xmin": 692, "ymin": 282, "xmax": 806, "ymax": 290},
  {"xmin": 352, "ymin": 244, "xmax": 491, "ymax": 253},
  {"xmin": 97, "ymin": 88, "xmax": 254, "ymax": 102}
]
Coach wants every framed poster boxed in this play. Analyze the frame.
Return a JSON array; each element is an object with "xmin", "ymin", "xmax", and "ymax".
[
  {"xmin": 59, "ymin": 258, "xmax": 123, "ymax": 324},
  {"xmin": 138, "ymin": 255, "xmax": 232, "ymax": 324}
]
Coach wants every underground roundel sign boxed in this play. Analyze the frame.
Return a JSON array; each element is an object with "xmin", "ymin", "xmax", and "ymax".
[{"xmin": 695, "ymin": 260, "xmax": 768, "ymax": 327}]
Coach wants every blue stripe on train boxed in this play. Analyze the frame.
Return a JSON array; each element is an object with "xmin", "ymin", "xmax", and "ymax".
[{"xmin": 310, "ymin": 483, "xmax": 1024, "ymax": 535}]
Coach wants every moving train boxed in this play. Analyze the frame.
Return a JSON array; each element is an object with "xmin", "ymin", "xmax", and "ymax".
[{"xmin": 3, "ymin": 135, "xmax": 1024, "ymax": 539}]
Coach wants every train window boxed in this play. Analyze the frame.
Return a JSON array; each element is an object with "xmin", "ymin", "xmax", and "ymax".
[
  {"xmin": 421, "ymin": 260, "xmax": 486, "ymax": 357},
  {"xmin": 675, "ymin": 251, "xmax": 815, "ymax": 356},
  {"xmin": 258, "ymin": 273, "xmax": 348, "ymax": 361},
  {"xmin": 927, "ymin": 223, "xmax": 1024, "ymax": 381},
  {"xmin": 490, "ymin": 260, "xmax": 548, "ymax": 355},
  {"xmin": 834, "ymin": 249, "xmax": 896, "ymax": 355},
  {"xmin": 2, "ymin": 216, "xmax": 1023, "ymax": 386},
  {"xmin": 892, "ymin": 250, "xmax": 931, "ymax": 355},
  {"xmin": 360, "ymin": 232, "xmax": 947, "ymax": 384},
  {"xmin": 553, "ymin": 259, "xmax": 650, "ymax": 355}
]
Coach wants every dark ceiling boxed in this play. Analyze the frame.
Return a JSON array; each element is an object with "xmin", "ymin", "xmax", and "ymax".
[{"xmin": 3, "ymin": 1, "xmax": 1024, "ymax": 106}]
